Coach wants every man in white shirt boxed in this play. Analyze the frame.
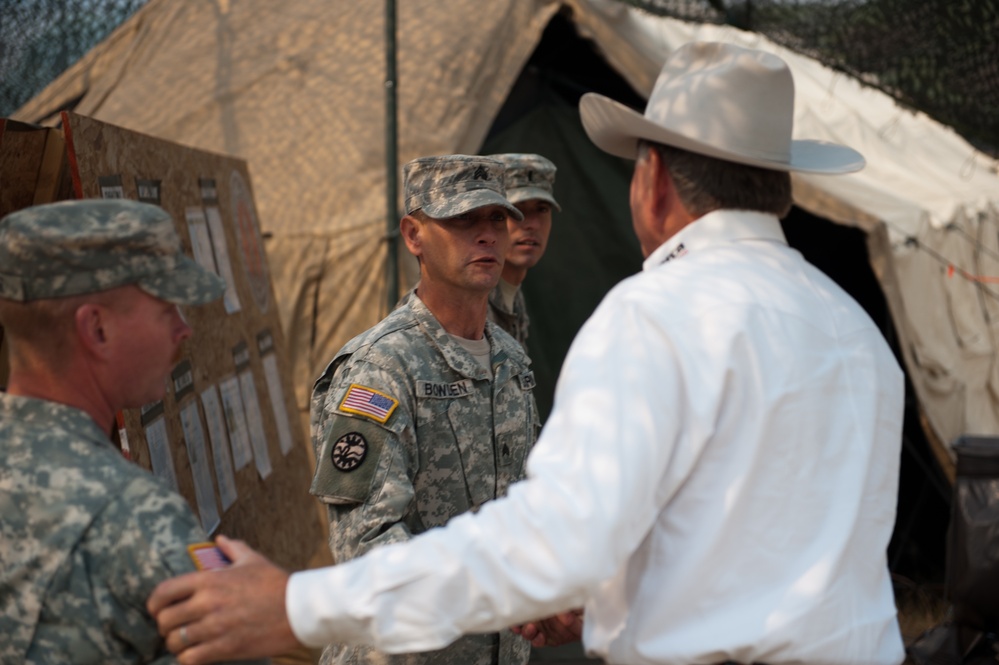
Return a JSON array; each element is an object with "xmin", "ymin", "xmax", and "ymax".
[{"xmin": 149, "ymin": 41, "xmax": 905, "ymax": 665}]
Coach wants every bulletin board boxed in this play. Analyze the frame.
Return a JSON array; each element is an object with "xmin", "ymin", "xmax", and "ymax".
[{"xmin": 1, "ymin": 113, "xmax": 322, "ymax": 572}]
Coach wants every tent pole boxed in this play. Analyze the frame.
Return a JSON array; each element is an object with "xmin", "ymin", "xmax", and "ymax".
[{"xmin": 385, "ymin": 0, "xmax": 399, "ymax": 311}]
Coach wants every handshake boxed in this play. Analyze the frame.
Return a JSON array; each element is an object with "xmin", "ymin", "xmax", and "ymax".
[{"xmin": 147, "ymin": 536, "xmax": 584, "ymax": 664}]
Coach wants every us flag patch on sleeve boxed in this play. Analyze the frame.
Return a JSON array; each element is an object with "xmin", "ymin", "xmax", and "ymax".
[
  {"xmin": 339, "ymin": 384, "xmax": 399, "ymax": 424},
  {"xmin": 187, "ymin": 542, "xmax": 232, "ymax": 570}
]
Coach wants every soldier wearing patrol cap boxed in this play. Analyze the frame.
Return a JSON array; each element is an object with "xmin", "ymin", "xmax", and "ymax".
[
  {"xmin": 486, "ymin": 153, "xmax": 560, "ymax": 352},
  {"xmin": 308, "ymin": 155, "xmax": 538, "ymax": 665},
  {"xmin": 0, "ymin": 199, "xmax": 262, "ymax": 664}
]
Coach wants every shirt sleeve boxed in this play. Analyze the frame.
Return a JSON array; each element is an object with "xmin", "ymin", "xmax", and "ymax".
[
  {"xmin": 311, "ymin": 359, "xmax": 419, "ymax": 561},
  {"xmin": 86, "ymin": 474, "xmax": 207, "ymax": 662},
  {"xmin": 287, "ymin": 288, "xmax": 690, "ymax": 650},
  {"xmin": 89, "ymin": 475, "xmax": 272, "ymax": 665}
]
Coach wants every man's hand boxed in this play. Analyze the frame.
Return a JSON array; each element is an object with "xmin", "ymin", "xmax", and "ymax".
[
  {"xmin": 147, "ymin": 535, "xmax": 301, "ymax": 665},
  {"xmin": 511, "ymin": 609, "xmax": 584, "ymax": 648}
]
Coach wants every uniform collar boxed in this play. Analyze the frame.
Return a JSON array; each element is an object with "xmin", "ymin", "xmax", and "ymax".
[
  {"xmin": 407, "ymin": 293, "xmax": 497, "ymax": 381},
  {"xmin": 643, "ymin": 209, "xmax": 787, "ymax": 271},
  {"xmin": 490, "ymin": 279, "xmax": 520, "ymax": 315},
  {"xmin": 0, "ymin": 392, "xmax": 112, "ymax": 445}
]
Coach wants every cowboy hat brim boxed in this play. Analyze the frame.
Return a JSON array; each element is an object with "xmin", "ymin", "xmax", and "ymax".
[{"xmin": 580, "ymin": 92, "xmax": 865, "ymax": 175}]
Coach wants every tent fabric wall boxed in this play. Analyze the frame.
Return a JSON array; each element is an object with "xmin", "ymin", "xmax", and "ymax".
[
  {"xmin": 14, "ymin": 0, "xmax": 561, "ymax": 411},
  {"xmin": 13, "ymin": 0, "xmax": 999, "ymax": 463}
]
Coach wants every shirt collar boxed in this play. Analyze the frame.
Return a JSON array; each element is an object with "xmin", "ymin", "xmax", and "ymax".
[
  {"xmin": 407, "ymin": 292, "xmax": 494, "ymax": 380},
  {"xmin": 643, "ymin": 209, "xmax": 788, "ymax": 271},
  {"xmin": 496, "ymin": 279, "xmax": 519, "ymax": 313},
  {"xmin": 0, "ymin": 392, "xmax": 112, "ymax": 445}
]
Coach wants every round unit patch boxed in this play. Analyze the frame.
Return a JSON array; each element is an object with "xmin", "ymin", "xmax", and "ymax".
[{"xmin": 331, "ymin": 431, "xmax": 368, "ymax": 472}]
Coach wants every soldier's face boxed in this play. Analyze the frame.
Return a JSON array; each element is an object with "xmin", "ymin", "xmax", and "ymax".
[
  {"xmin": 414, "ymin": 205, "xmax": 511, "ymax": 293},
  {"xmin": 104, "ymin": 287, "xmax": 193, "ymax": 407},
  {"xmin": 504, "ymin": 199, "xmax": 552, "ymax": 271}
]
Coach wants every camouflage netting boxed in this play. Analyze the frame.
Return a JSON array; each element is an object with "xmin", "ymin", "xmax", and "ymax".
[
  {"xmin": 2, "ymin": 0, "xmax": 996, "ymax": 154},
  {"xmin": 0, "ymin": 0, "xmax": 151, "ymax": 118}
]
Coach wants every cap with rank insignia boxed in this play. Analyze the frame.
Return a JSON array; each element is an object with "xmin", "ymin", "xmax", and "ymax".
[
  {"xmin": 0, "ymin": 199, "xmax": 225, "ymax": 304},
  {"xmin": 488, "ymin": 153, "xmax": 561, "ymax": 212},
  {"xmin": 403, "ymin": 155, "xmax": 524, "ymax": 221}
]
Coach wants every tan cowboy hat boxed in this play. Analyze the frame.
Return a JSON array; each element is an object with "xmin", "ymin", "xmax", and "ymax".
[{"xmin": 580, "ymin": 41, "xmax": 864, "ymax": 174}]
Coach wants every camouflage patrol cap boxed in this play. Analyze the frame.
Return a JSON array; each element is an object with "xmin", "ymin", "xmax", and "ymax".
[
  {"xmin": 403, "ymin": 155, "xmax": 524, "ymax": 221},
  {"xmin": 488, "ymin": 153, "xmax": 561, "ymax": 212},
  {"xmin": 0, "ymin": 199, "xmax": 226, "ymax": 305}
]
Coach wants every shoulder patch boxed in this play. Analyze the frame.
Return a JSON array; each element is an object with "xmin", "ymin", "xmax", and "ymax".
[
  {"xmin": 338, "ymin": 383, "xmax": 399, "ymax": 424},
  {"xmin": 330, "ymin": 431, "xmax": 368, "ymax": 472},
  {"xmin": 310, "ymin": 417, "xmax": 388, "ymax": 503}
]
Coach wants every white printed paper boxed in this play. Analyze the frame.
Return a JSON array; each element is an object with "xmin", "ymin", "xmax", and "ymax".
[
  {"xmin": 200, "ymin": 385, "xmax": 238, "ymax": 511},
  {"xmin": 238, "ymin": 369, "xmax": 273, "ymax": 480},
  {"xmin": 179, "ymin": 401, "xmax": 221, "ymax": 534},
  {"xmin": 205, "ymin": 206, "xmax": 242, "ymax": 314},
  {"xmin": 144, "ymin": 417, "xmax": 179, "ymax": 492},
  {"xmin": 261, "ymin": 354, "xmax": 294, "ymax": 456},
  {"xmin": 218, "ymin": 375, "xmax": 253, "ymax": 471},
  {"xmin": 186, "ymin": 208, "xmax": 218, "ymax": 274}
]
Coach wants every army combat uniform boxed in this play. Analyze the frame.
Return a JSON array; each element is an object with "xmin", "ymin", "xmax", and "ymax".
[
  {"xmin": 310, "ymin": 294, "xmax": 539, "ymax": 665},
  {"xmin": 0, "ymin": 394, "xmax": 209, "ymax": 663},
  {"xmin": 485, "ymin": 153, "xmax": 561, "ymax": 354},
  {"xmin": 487, "ymin": 284, "xmax": 530, "ymax": 351}
]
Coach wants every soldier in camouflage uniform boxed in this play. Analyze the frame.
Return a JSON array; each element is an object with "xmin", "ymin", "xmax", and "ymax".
[
  {"xmin": 0, "ymin": 199, "xmax": 261, "ymax": 664},
  {"xmin": 310, "ymin": 155, "xmax": 540, "ymax": 665},
  {"xmin": 485, "ymin": 154, "xmax": 560, "ymax": 352}
]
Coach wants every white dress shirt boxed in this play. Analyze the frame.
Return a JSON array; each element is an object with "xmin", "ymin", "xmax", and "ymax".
[{"xmin": 289, "ymin": 209, "xmax": 905, "ymax": 665}]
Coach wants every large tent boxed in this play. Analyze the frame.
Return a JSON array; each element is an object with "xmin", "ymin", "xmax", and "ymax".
[{"xmin": 13, "ymin": 0, "xmax": 999, "ymax": 576}]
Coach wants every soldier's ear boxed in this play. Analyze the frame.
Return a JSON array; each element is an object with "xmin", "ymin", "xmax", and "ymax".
[
  {"xmin": 400, "ymin": 214, "xmax": 423, "ymax": 258},
  {"xmin": 75, "ymin": 302, "xmax": 111, "ymax": 359}
]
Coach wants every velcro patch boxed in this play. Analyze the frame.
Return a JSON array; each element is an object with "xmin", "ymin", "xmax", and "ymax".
[
  {"xmin": 417, "ymin": 379, "xmax": 473, "ymax": 399},
  {"xmin": 310, "ymin": 417, "xmax": 387, "ymax": 503},
  {"xmin": 338, "ymin": 384, "xmax": 399, "ymax": 424}
]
